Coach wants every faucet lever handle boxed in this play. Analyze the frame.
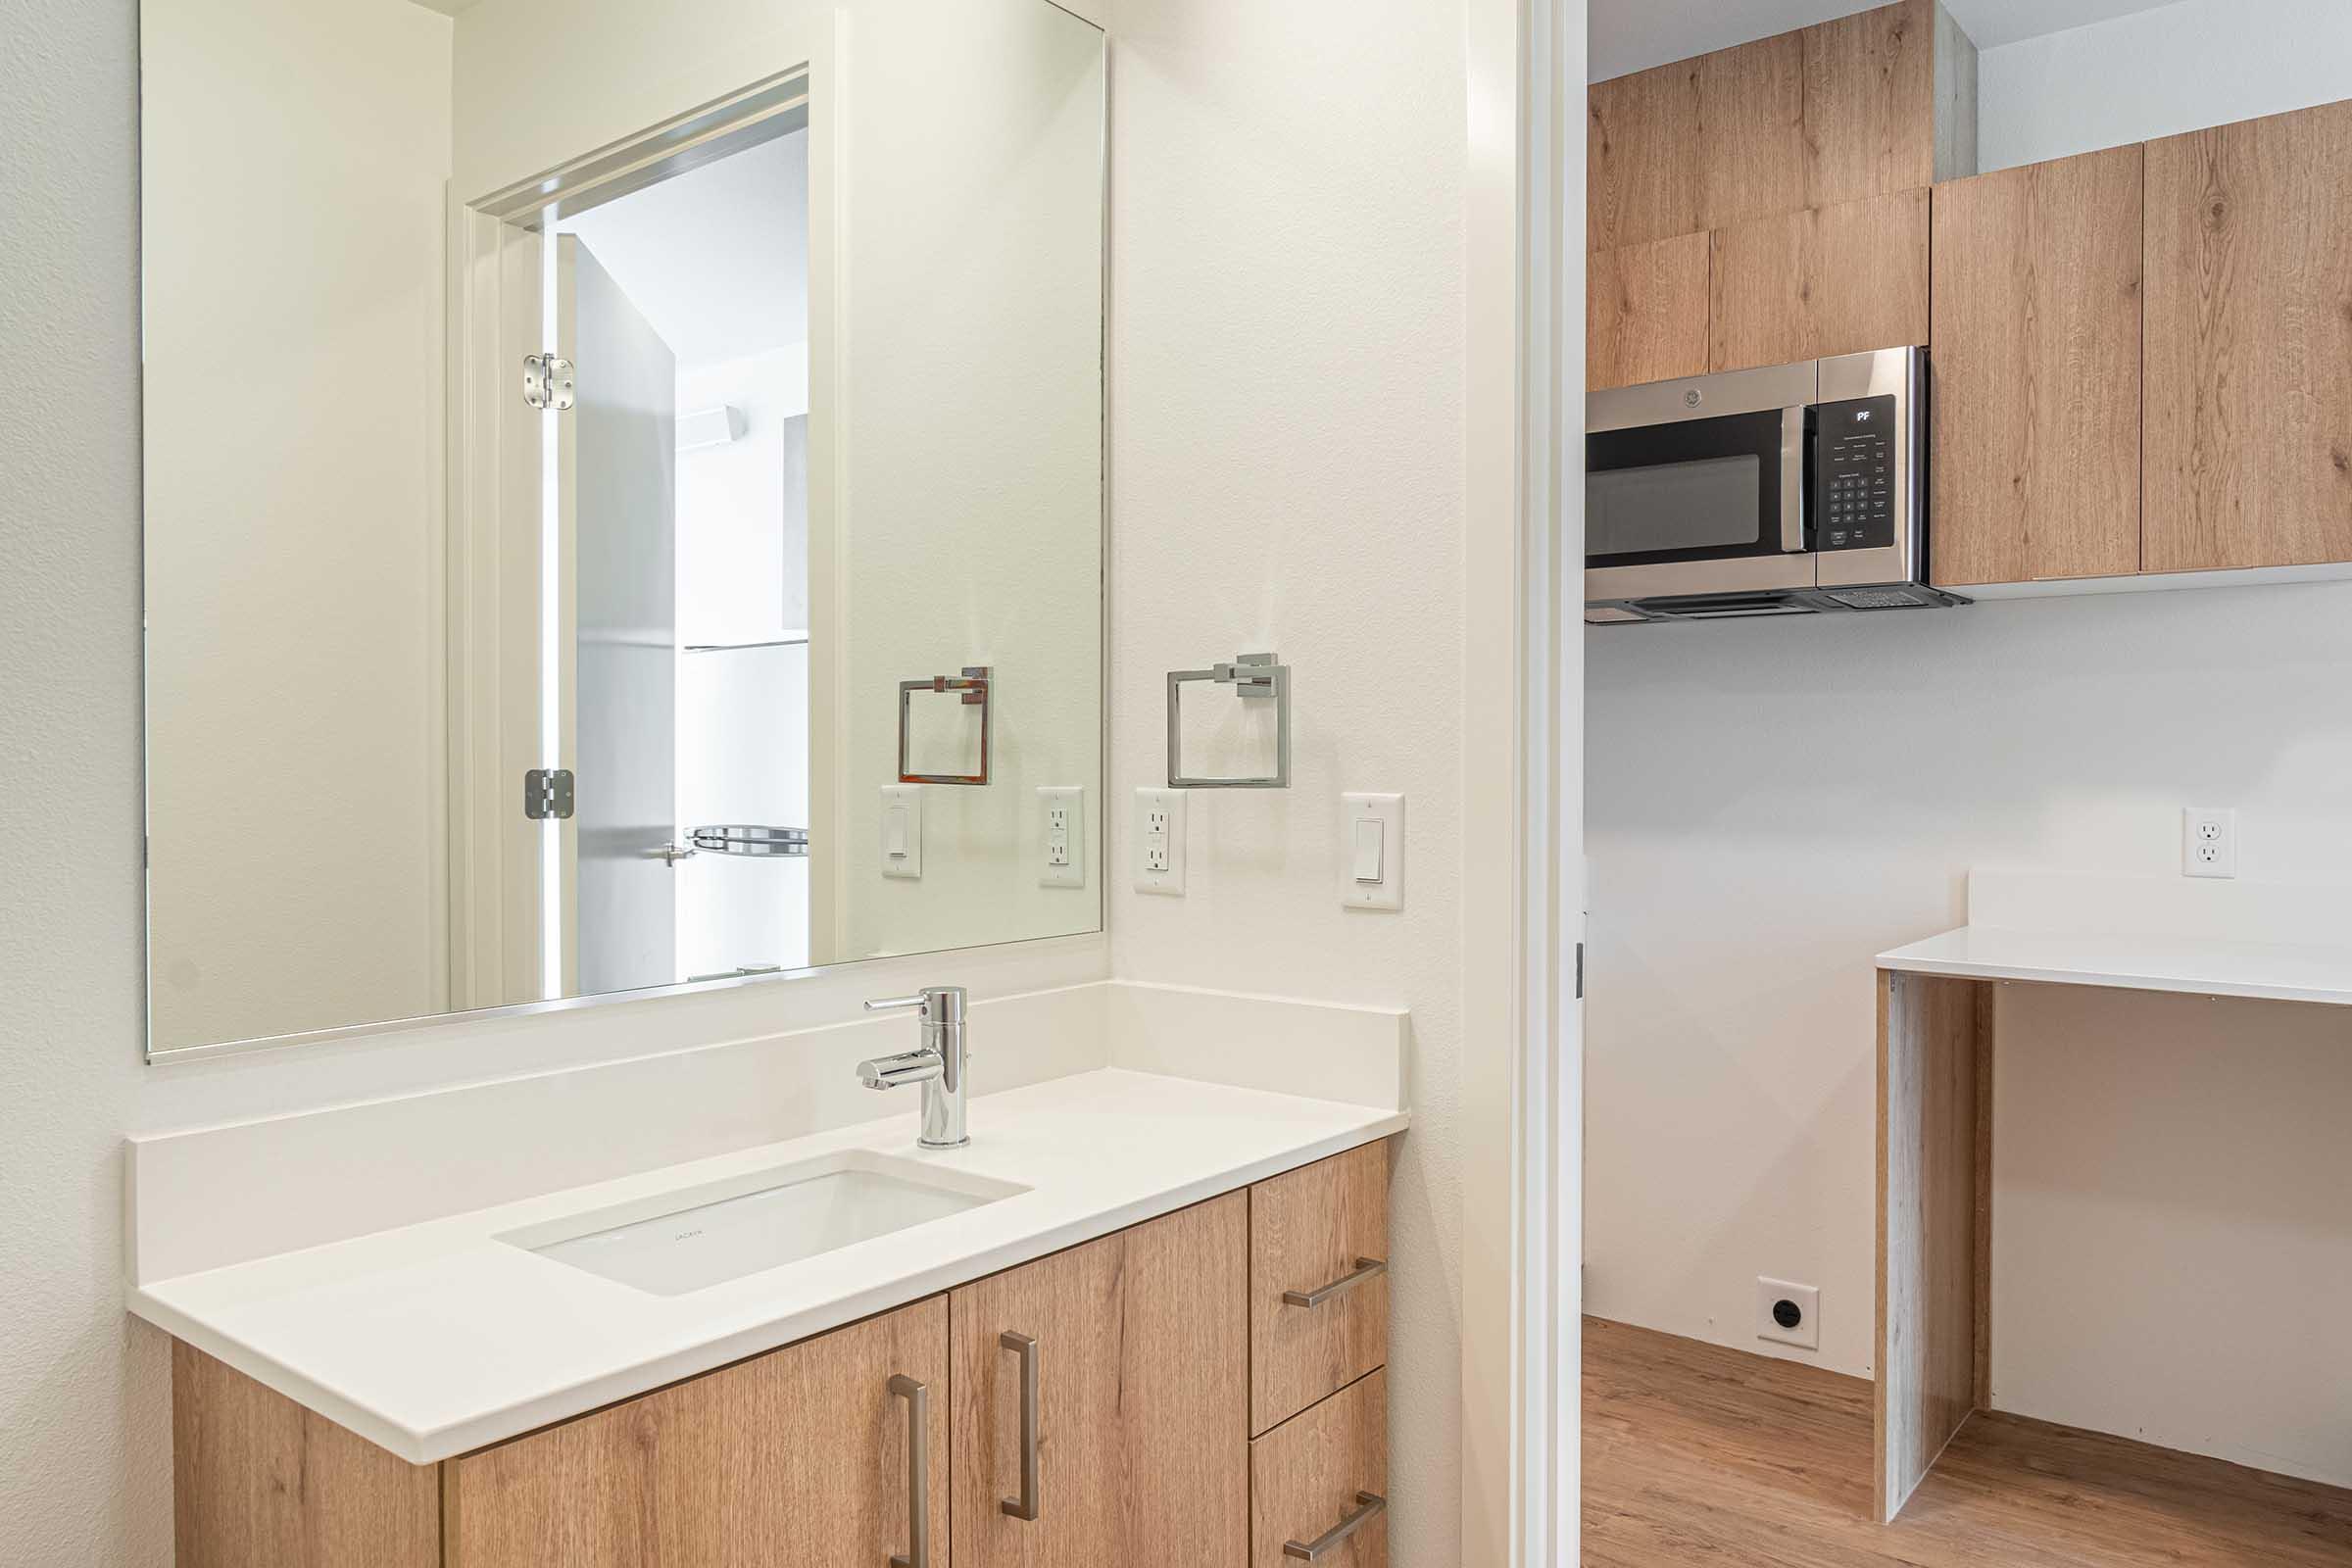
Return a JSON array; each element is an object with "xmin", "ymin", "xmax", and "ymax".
[{"xmin": 865, "ymin": 994, "xmax": 931, "ymax": 1014}]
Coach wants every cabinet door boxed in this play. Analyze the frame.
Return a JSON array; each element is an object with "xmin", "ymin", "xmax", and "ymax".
[
  {"xmin": 951, "ymin": 1193, "xmax": 1249, "ymax": 1567},
  {"xmin": 1588, "ymin": 58, "xmax": 1700, "ymax": 254},
  {"xmin": 1801, "ymin": 0, "xmax": 1936, "ymax": 208},
  {"xmin": 1708, "ymin": 188, "xmax": 1929, "ymax": 373},
  {"xmin": 2144, "ymin": 99, "xmax": 2352, "ymax": 571},
  {"xmin": 1588, "ymin": 231, "xmax": 1709, "ymax": 391},
  {"xmin": 444, "ymin": 1297, "xmax": 949, "ymax": 1568},
  {"xmin": 1930, "ymin": 146, "xmax": 2144, "ymax": 586}
]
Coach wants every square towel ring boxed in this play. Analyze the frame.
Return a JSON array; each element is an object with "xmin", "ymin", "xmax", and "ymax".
[
  {"xmin": 899, "ymin": 666, "xmax": 992, "ymax": 785},
  {"xmin": 1166, "ymin": 652, "xmax": 1291, "ymax": 789}
]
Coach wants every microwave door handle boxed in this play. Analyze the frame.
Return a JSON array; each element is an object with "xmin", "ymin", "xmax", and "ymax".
[{"xmin": 1780, "ymin": 406, "xmax": 1807, "ymax": 554}]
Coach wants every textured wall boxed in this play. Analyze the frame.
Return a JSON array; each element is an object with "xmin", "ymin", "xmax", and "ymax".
[{"xmin": 1102, "ymin": 0, "xmax": 1472, "ymax": 1558}]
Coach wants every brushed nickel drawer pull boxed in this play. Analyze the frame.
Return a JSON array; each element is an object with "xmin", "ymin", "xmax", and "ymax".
[
  {"xmin": 999, "ymin": 1331, "xmax": 1042, "ymax": 1521},
  {"xmin": 1283, "ymin": 1256, "xmax": 1387, "ymax": 1308},
  {"xmin": 887, "ymin": 1374, "xmax": 930, "ymax": 1568},
  {"xmin": 1283, "ymin": 1491, "xmax": 1387, "ymax": 1560}
]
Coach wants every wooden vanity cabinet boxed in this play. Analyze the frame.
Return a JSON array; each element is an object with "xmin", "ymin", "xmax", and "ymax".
[
  {"xmin": 443, "ymin": 1296, "xmax": 949, "ymax": 1568},
  {"xmin": 949, "ymin": 1192, "xmax": 1250, "ymax": 1567},
  {"xmin": 1928, "ymin": 144, "xmax": 2145, "ymax": 587}
]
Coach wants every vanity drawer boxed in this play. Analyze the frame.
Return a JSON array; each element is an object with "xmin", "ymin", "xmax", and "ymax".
[
  {"xmin": 1250, "ymin": 1140, "xmax": 1391, "ymax": 1435},
  {"xmin": 1250, "ymin": 1369, "xmax": 1388, "ymax": 1568}
]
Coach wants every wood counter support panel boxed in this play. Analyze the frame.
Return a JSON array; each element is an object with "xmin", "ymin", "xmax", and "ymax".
[
  {"xmin": 172, "ymin": 1342, "xmax": 440, "ymax": 1568},
  {"xmin": 2143, "ymin": 98, "xmax": 2352, "ymax": 572},
  {"xmin": 442, "ymin": 1297, "xmax": 950, "ymax": 1568},
  {"xmin": 1929, "ymin": 146, "xmax": 2145, "ymax": 587},
  {"xmin": 1875, "ymin": 970, "xmax": 1987, "ymax": 1524}
]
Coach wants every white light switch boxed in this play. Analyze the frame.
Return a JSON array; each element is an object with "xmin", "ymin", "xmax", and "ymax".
[
  {"xmin": 1340, "ymin": 793, "xmax": 1402, "ymax": 909},
  {"xmin": 881, "ymin": 784, "xmax": 922, "ymax": 879},
  {"xmin": 1135, "ymin": 787, "xmax": 1186, "ymax": 896},
  {"xmin": 1040, "ymin": 785, "xmax": 1084, "ymax": 888}
]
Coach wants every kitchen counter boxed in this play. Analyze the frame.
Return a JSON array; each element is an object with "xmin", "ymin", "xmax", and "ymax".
[
  {"xmin": 129, "ymin": 1065, "xmax": 1405, "ymax": 1462},
  {"xmin": 1878, "ymin": 924, "xmax": 2352, "ymax": 1006}
]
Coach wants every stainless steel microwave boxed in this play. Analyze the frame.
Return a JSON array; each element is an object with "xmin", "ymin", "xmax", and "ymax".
[{"xmin": 1585, "ymin": 346, "xmax": 1966, "ymax": 623}]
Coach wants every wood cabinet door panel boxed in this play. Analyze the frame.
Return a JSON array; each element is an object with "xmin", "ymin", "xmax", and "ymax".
[
  {"xmin": 1249, "ymin": 1143, "xmax": 1391, "ymax": 1437},
  {"xmin": 951, "ymin": 1193, "xmax": 1249, "ymax": 1568},
  {"xmin": 1709, "ymin": 189, "xmax": 1928, "ymax": 373},
  {"xmin": 1930, "ymin": 147, "xmax": 2144, "ymax": 587},
  {"xmin": 1589, "ymin": 59, "xmax": 1700, "ymax": 254},
  {"xmin": 443, "ymin": 1298, "xmax": 949, "ymax": 1568},
  {"xmin": 1697, "ymin": 32, "xmax": 1807, "ymax": 232},
  {"xmin": 2144, "ymin": 99, "xmax": 2352, "ymax": 571},
  {"xmin": 1588, "ymin": 232, "xmax": 1710, "ymax": 391},
  {"xmin": 1802, "ymin": 0, "xmax": 1935, "ymax": 209}
]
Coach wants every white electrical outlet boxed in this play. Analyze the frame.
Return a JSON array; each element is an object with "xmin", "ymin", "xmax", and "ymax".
[
  {"xmin": 1134, "ymin": 787, "xmax": 1186, "ymax": 896},
  {"xmin": 880, "ymin": 785, "xmax": 922, "ymax": 879},
  {"xmin": 1757, "ymin": 1276, "xmax": 1820, "ymax": 1350},
  {"xmin": 2182, "ymin": 806, "xmax": 2237, "ymax": 879},
  {"xmin": 1039, "ymin": 786, "xmax": 1084, "ymax": 889}
]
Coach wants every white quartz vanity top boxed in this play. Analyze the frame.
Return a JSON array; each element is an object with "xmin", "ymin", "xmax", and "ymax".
[
  {"xmin": 1877, "ymin": 868, "xmax": 2352, "ymax": 1007},
  {"xmin": 129, "ymin": 1067, "xmax": 1405, "ymax": 1462}
]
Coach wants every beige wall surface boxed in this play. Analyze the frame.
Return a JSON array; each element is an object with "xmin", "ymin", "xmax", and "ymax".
[{"xmin": 140, "ymin": 0, "xmax": 454, "ymax": 1049}]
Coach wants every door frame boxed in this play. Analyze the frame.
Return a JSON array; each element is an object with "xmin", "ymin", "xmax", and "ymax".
[
  {"xmin": 446, "ymin": 44, "xmax": 837, "ymax": 1010},
  {"xmin": 1462, "ymin": 0, "xmax": 1583, "ymax": 1563}
]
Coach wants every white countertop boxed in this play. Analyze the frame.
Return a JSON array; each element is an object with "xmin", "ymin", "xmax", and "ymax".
[
  {"xmin": 1878, "ymin": 925, "xmax": 2352, "ymax": 1007},
  {"xmin": 130, "ymin": 1067, "xmax": 1405, "ymax": 1462}
]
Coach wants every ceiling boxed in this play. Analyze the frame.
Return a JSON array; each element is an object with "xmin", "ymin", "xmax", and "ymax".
[
  {"xmin": 556, "ymin": 131, "xmax": 811, "ymax": 372},
  {"xmin": 1592, "ymin": 0, "xmax": 2183, "ymax": 80}
]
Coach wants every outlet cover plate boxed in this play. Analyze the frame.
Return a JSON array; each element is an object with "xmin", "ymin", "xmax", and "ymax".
[
  {"xmin": 1134, "ymin": 787, "xmax": 1186, "ymax": 896},
  {"xmin": 2181, "ymin": 806, "xmax": 2237, "ymax": 879},
  {"xmin": 1757, "ymin": 1276, "xmax": 1820, "ymax": 1350}
]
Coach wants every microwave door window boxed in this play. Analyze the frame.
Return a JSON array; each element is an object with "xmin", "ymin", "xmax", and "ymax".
[{"xmin": 1588, "ymin": 454, "xmax": 1763, "ymax": 560}]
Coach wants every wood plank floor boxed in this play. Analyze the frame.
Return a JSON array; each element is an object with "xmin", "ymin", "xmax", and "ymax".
[{"xmin": 1583, "ymin": 1317, "xmax": 2352, "ymax": 1566}]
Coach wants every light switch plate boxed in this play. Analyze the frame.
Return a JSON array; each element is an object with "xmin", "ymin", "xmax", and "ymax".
[
  {"xmin": 1134, "ymin": 787, "xmax": 1186, "ymax": 896},
  {"xmin": 881, "ymin": 784, "xmax": 922, "ymax": 879},
  {"xmin": 1340, "ymin": 792, "xmax": 1404, "ymax": 910},
  {"xmin": 1039, "ymin": 785, "xmax": 1084, "ymax": 889}
]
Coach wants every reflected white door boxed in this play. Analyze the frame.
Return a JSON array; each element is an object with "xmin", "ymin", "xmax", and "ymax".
[{"xmin": 559, "ymin": 235, "xmax": 678, "ymax": 994}]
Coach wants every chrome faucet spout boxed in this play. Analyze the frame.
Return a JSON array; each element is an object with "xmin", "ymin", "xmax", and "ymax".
[{"xmin": 859, "ymin": 986, "xmax": 970, "ymax": 1148}]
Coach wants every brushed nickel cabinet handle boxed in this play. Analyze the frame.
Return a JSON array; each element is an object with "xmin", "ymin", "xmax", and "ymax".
[
  {"xmin": 1284, "ymin": 1491, "xmax": 1388, "ymax": 1560},
  {"xmin": 998, "ymin": 1330, "xmax": 1042, "ymax": 1521},
  {"xmin": 1283, "ymin": 1256, "xmax": 1388, "ymax": 1308},
  {"xmin": 888, "ymin": 1374, "xmax": 929, "ymax": 1568}
]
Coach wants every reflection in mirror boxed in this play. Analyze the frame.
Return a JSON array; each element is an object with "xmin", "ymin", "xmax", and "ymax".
[{"xmin": 139, "ymin": 0, "xmax": 1104, "ymax": 1055}]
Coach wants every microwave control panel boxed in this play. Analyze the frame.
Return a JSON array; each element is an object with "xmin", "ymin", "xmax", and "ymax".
[{"xmin": 1813, "ymin": 395, "xmax": 1899, "ymax": 551}]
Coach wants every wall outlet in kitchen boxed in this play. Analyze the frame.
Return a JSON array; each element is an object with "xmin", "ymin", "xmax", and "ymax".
[
  {"xmin": 1134, "ymin": 787, "xmax": 1186, "ymax": 896},
  {"xmin": 2181, "ymin": 806, "xmax": 2237, "ymax": 879},
  {"xmin": 1756, "ymin": 1276, "xmax": 1820, "ymax": 1350}
]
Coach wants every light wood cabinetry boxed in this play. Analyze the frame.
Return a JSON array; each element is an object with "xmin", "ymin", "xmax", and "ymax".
[
  {"xmin": 949, "ymin": 1192, "xmax": 1250, "ymax": 1568},
  {"xmin": 173, "ymin": 1343, "xmax": 440, "ymax": 1568},
  {"xmin": 169, "ymin": 1142, "xmax": 1395, "ymax": 1568},
  {"xmin": 1588, "ymin": 59, "xmax": 1701, "ymax": 255},
  {"xmin": 1929, "ymin": 146, "xmax": 2145, "ymax": 587},
  {"xmin": 1250, "ymin": 1370, "xmax": 1388, "ymax": 1568},
  {"xmin": 2142, "ymin": 99, "xmax": 2352, "ymax": 572},
  {"xmin": 1696, "ymin": 33, "xmax": 1807, "ymax": 232},
  {"xmin": 1708, "ymin": 189, "xmax": 1930, "ymax": 374},
  {"xmin": 1249, "ymin": 1140, "xmax": 1391, "ymax": 1437},
  {"xmin": 1799, "ymin": 1, "xmax": 1938, "ymax": 208},
  {"xmin": 1587, "ymin": 232, "xmax": 1710, "ymax": 392},
  {"xmin": 443, "ymin": 1297, "xmax": 948, "ymax": 1568}
]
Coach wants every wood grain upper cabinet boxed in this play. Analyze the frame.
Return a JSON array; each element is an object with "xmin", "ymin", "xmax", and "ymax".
[
  {"xmin": 1709, "ymin": 187, "xmax": 1930, "ymax": 373},
  {"xmin": 951, "ymin": 1193, "xmax": 1250, "ymax": 1568},
  {"xmin": 1588, "ymin": 58, "xmax": 1701, "ymax": 253},
  {"xmin": 1799, "ymin": 0, "xmax": 1941, "ymax": 208},
  {"xmin": 1929, "ymin": 146, "xmax": 2144, "ymax": 587},
  {"xmin": 444, "ymin": 1298, "xmax": 949, "ymax": 1568},
  {"xmin": 1588, "ymin": 231, "xmax": 1709, "ymax": 391},
  {"xmin": 2143, "ymin": 99, "xmax": 2352, "ymax": 572}
]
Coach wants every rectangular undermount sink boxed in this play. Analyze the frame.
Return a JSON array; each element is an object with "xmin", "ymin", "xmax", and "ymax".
[{"xmin": 500, "ymin": 1151, "xmax": 1027, "ymax": 1297}]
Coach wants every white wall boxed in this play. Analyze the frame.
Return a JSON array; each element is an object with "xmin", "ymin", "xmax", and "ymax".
[
  {"xmin": 1102, "ymin": 0, "xmax": 1471, "ymax": 1558},
  {"xmin": 1977, "ymin": 0, "xmax": 2352, "ymax": 172},
  {"xmin": 0, "ymin": 12, "xmax": 1104, "ymax": 1562},
  {"xmin": 140, "ymin": 0, "xmax": 453, "ymax": 1050}
]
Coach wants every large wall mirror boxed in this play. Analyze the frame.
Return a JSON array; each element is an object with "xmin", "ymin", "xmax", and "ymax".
[{"xmin": 139, "ymin": 0, "xmax": 1105, "ymax": 1057}]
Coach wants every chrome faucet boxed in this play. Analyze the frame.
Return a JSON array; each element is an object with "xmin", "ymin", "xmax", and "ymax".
[{"xmin": 859, "ymin": 986, "xmax": 970, "ymax": 1149}]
